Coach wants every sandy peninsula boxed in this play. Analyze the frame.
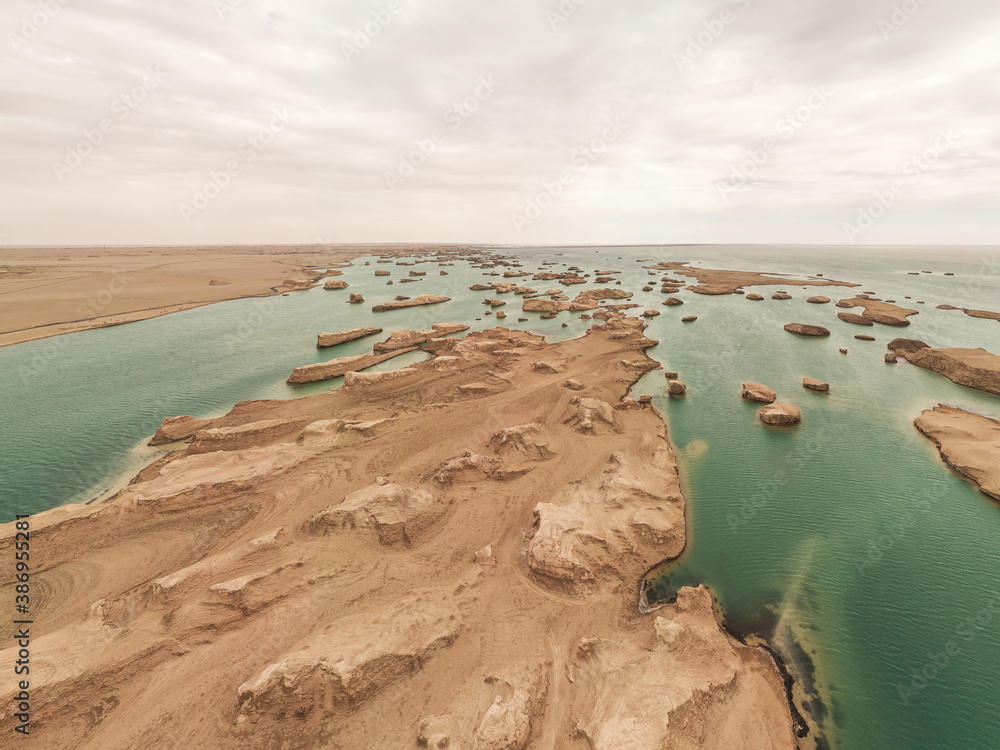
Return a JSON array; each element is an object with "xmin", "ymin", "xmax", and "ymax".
[
  {"xmin": 0, "ymin": 244, "xmax": 469, "ymax": 348},
  {"xmin": 915, "ymin": 405, "xmax": 1000, "ymax": 500},
  {"xmin": 0, "ymin": 317, "xmax": 796, "ymax": 749},
  {"xmin": 642, "ymin": 261, "xmax": 860, "ymax": 295}
]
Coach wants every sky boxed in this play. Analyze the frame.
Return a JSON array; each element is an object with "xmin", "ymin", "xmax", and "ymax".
[{"xmin": 1, "ymin": 0, "xmax": 997, "ymax": 247}]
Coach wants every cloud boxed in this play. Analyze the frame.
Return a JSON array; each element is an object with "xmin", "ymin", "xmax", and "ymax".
[{"xmin": 0, "ymin": 0, "xmax": 996, "ymax": 246}]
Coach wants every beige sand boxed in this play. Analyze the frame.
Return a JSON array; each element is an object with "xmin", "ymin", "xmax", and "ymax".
[
  {"xmin": 0, "ymin": 244, "xmax": 466, "ymax": 348},
  {"xmin": 0, "ymin": 319, "xmax": 795, "ymax": 749}
]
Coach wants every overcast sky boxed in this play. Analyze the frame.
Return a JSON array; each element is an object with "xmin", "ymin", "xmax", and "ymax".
[{"xmin": 1, "ymin": 0, "xmax": 997, "ymax": 247}]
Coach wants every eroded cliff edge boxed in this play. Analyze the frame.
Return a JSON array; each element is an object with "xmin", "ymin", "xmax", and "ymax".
[{"xmin": 0, "ymin": 317, "xmax": 797, "ymax": 749}]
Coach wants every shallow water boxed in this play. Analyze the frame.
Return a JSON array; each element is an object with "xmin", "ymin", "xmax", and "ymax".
[{"xmin": 2, "ymin": 244, "xmax": 999, "ymax": 749}]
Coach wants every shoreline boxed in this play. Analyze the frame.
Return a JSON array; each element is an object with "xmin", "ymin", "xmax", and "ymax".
[{"xmin": 0, "ymin": 243, "xmax": 476, "ymax": 348}]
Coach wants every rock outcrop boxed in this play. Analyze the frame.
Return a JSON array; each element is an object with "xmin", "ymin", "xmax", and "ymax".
[
  {"xmin": 316, "ymin": 326, "xmax": 383, "ymax": 349},
  {"xmin": 373, "ymin": 324, "xmax": 470, "ymax": 352},
  {"xmin": 837, "ymin": 297, "xmax": 917, "ymax": 326},
  {"xmin": 237, "ymin": 591, "xmax": 462, "ymax": 720},
  {"xmin": 372, "ymin": 293, "xmax": 451, "ymax": 312},
  {"xmin": 324, "ymin": 279, "xmax": 350, "ymax": 290},
  {"xmin": 569, "ymin": 586, "xmax": 797, "ymax": 750},
  {"xmin": 897, "ymin": 346, "xmax": 1000, "ymax": 396},
  {"xmin": 784, "ymin": 323, "xmax": 830, "ymax": 337},
  {"xmin": 310, "ymin": 480, "xmax": 446, "ymax": 546},
  {"xmin": 742, "ymin": 383, "xmax": 777, "ymax": 403},
  {"xmin": 914, "ymin": 405, "xmax": 1000, "ymax": 500},
  {"xmin": 760, "ymin": 402, "xmax": 802, "ymax": 425},
  {"xmin": 287, "ymin": 348, "xmax": 417, "ymax": 384},
  {"xmin": 838, "ymin": 312, "xmax": 874, "ymax": 326},
  {"xmin": 803, "ymin": 377, "xmax": 829, "ymax": 393},
  {"xmin": 149, "ymin": 414, "xmax": 214, "ymax": 445}
]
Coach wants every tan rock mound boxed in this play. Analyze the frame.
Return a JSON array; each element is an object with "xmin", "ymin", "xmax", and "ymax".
[
  {"xmin": 838, "ymin": 312, "xmax": 874, "ymax": 326},
  {"xmin": 855, "ymin": 334, "xmax": 876, "ymax": 341},
  {"xmin": 681, "ymin": 316, "xmax": 697, "ymax": 322},
  {"xmin": 642, "ymin": 309, "xmax": 660, "ymax": 318},
  {"xmin": 372, "ymin": 293, "xmax": 451, "ymax": 312},
  {"xmin": 374, "ymin": 323, "xmax": 470, "ymax": 352},
  {"xmin": 564, "ymin": 397, "xmax": 617, "ymax": 433},
  {"xmin": 746, "ymin": 293, "xmax": 764, "ymax": 301},
  {"xmin": 487, "ymin": 423, "xmax": 555, "ymax": 460},
  {"xmin": 663, "ymin": 297, "xmax": 684, "ymax": 306},
  {"xmin": 527, "ymin": 448, "xmax": 683, "ymax": 592},
  {"xmin": 344, "ymin": 367, "xmax": 418, "ymax": 387},
  {"xmin": 760, "ymin": 402, "xmax": 801, "ymax": 425},
  {"xmin": 803, "ymin": 377, "xmax": 829, "ymax": 393},
  {"xmin": 742, "ymin": 383, "xmax": 777, "ymax": 403},
  {"xmin": 784, "ymin": 323, "xmax": 830, "ymax": 337},
  {"xmin": 807, "ymin": 296, "xmax": 831, "ymax": 303},
  {"xmin": 772, "ymin": 293, "xmax": 792, "ymax": 300},
  {"xmin": 149, "ymin": 414, "xmax": 214, "ymax": 445},
  {"xmin": 569, "ymin": 586, "xmax": 797, "ymax": 750},
  {"xmin": 837, "ymin": 297, "xmax": 917, "ymax": 326},
  {"xmin": 324, "ymin": 279, "xmax": 349, "ymax": 290},
  {"xmin": 898, "ymin": 346, "xmax": 1000, "ymax": 396},
  {"xmin": 188, "ymin": 419, "xmax": 309, "ymax": 454},
  {"xmin": 375, "ymin": 269, "xmax": 390, "ymax": 276},
  {"xmin": 887, "ymin": 338, "xmax": 929, "ymax": 353},
  {"xmin": 914, "ymin": 405, "xmax": 1000, "ymax": 500},
  {"xmin": 349, "ymin": 293, "xmax": 364, "ymax": 303},
  {"xmin": 236, "ymin": 591, "xmax": 462, "ymax": 720},
  {"xmin": 287, "ymin": 349, "xmax": 417, "ymax": 385},
  {"xmin": 309, "ymin": 480, "xmax": 445, "ymax": 546},
  {"xmin": 668, "ymin": 380, "xmax": 687, "ymax": 396},
  {"xmin": 317, "ymin": 326, "xmax": 383, "ymax": 349}
]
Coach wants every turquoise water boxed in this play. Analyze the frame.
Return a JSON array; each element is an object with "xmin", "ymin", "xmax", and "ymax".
[{"xmin": 2, "ymin": 245, "xmax": 1000, "ymax": 749}]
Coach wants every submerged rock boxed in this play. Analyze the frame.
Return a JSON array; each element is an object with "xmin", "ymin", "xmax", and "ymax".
[{"xmin": 784, "ymin": 323, "xmax": 830, "ymax": 337}]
